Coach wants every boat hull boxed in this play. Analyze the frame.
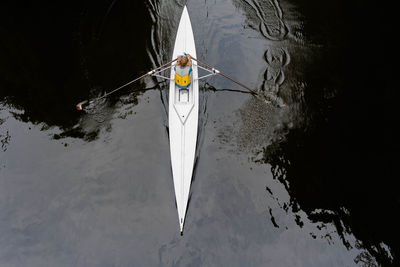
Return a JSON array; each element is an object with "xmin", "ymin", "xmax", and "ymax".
[{"xmin": 169, "ymin": 6, "xmax": 198, "ymax": 234}]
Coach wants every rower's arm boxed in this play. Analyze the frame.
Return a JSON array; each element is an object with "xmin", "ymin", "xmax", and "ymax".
[
  {"xmin": 176, "ymin": 56, "xmax": 181, "ymax": 66},
  {"xmin": 188, "ymin": 54, "xmax": 192, "ymax": 67}
]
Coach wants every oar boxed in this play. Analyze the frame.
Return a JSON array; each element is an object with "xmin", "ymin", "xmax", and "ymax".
[
  {"xmin": 76, "ymin": 58, "xmax": 178, "ymax": 110},
  {"xmin": 190, "ymin": 56, "xmax": 259, "ymax": 96}
]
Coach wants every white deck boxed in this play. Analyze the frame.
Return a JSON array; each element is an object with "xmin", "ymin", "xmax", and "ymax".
[{"xmin": 169, "ymin": 6, "xmax": 198, "ymax": 234}]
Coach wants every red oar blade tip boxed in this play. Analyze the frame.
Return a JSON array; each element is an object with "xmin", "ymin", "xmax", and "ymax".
[{"xmin": 76, "ymin": 100, "xmax": 88, "ymax": 111}]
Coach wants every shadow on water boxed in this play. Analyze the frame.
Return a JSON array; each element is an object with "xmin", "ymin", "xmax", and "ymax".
[
  {"xmin": 0, "ymin": 0, "xmax": 153, "ymax": 141},
  {"xmin": 234, "ymin": 0, "xmax": 397, "ymax": 265}
]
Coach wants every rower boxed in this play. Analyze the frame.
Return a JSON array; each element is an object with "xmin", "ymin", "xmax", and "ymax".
[{"xmin": 174, "ymin": 54, "xmax": 192, "ymax": 90}]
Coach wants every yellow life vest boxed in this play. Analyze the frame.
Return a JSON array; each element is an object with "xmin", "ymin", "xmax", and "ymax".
[
  {"xmin": 174, "ymin": 66, "xmax": 192, "ymax": 88},
  {"xmin": 175, "ymin": 73, "xmax": 191, "ymax": 88}
]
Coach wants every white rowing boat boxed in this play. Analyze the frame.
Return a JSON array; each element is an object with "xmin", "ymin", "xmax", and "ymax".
[
  {"xmin": 76, "ymin": 5, "xmax": 257, "ymax": 235},
  {"xmin": 169, "ymin": 6, "xmax": 198, "ymax": 234}
]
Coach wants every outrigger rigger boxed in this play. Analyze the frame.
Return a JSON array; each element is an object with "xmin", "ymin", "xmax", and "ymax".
[{"xmin": 76, "ymin": 5, "xmax": 261, "ymax": 235}]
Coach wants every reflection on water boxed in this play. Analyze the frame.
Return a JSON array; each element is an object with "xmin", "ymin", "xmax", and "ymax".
[
  {"xmin": 234, "ymin": 0, "xmax": 397, "ymax": 265},
  {"xmin": 233, "ymin": 0, "xmax": 288, "ymax": 41},
  {"xmin": 1, "ymin": 0, "xmax": 397, "ymax": 266},
  {"xmin": 0, "ymin": 1, "xmax": 153, "ymax": 140},
  {"xmin": 232, "ymin": 0, "xmax": 289, "ymax": 107}
]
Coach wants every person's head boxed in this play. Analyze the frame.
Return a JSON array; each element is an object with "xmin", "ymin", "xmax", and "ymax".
[{"xmin": 180, "ymin": 55, "xmax": 188, "ymax": 67}]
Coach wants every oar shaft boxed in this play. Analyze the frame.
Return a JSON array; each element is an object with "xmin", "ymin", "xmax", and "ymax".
[
  {"xmin": 77, "ymin": 58, "xmax": 178, "ymax": 109},
  {"xmin": 97, "ymin": 58, "xmax": 178, "ymax": 100},
  {"xmin": 99, "ymin": 72, "xmax": 148, "ymax": 100},
  {"xmin": 217, "ymin": 72, "xmax": 258, "ymax": 96},
  {"xmin": 190, "ymin": 57, "xmax": 258, "ymax": 96}
]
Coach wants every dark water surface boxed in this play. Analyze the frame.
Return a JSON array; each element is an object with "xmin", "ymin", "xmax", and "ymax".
[{"xmin": 1, "ymin": 0, "xmax": 396, "ymax": 266}]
